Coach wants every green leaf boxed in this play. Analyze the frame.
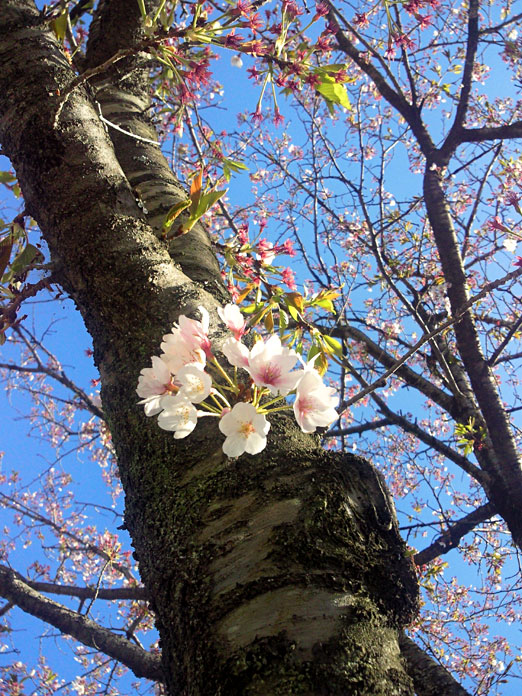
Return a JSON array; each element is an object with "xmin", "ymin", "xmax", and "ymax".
[
  {"xmin": 0, "ymin": 172, "xmax": 16, "ymax": 185},
  {"xmin": 307, "ymin": 341, "xmax": 322, "ymax": 363},
  {"xmin": 182, "ymin": 189, "xmax": 227, "ymax": 232},
  {"xmin": 322, "ymin": 334, "xmax": 343, "ymax": 357},
  {"xmin": 223, "ymin": 158, "xmax": 249, "ymax": 173},
  {"xmin": 223, "ymin": 158, "xmax": 248, "ymax": 183},
  {"xmin": 316, "ymin": 75, "xmax": 351, "ymax": 110},
  {"xmin": 287, "ymin": 304, "xmax": 300, "ymax": 322},
  {"xmin": 162, "ymin": 198, "xmax": 191, "ymax": 236},
  {"xmin": 5, "ymin": 243, "xmax": 40, "ymax": 281},
  {"xmin": 313, "ymin": 64, "xmax": 348, "ymax": 75},
  {"xmin": 313, "ymin": 298, "xmax": 335, "ymax": 312},
  {"xmin": 194, "ymin": 189, "xmax": 227, "ymax": 218},
  {"xmin": 50, "ymin": 10, "xmax": 68, "ymax": 43}
]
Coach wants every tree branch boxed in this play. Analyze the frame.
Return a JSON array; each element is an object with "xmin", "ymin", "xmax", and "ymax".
[
  {"xmin": 443, "ymin": 0, "xmax": 480, "ymax": 153},
  {"xmin": 399, "ymin": 632, "xmax": 472, "ymax": 696},
  {"xmin": 0, "ymin": 360, "xmax": 104, "ymax": 421},
  {"xmin": 326, "ymin": 322, "xmax": 458, "ymax": 418},
  {"xmin": 414, "ymin": 502, "xmax": 497, "ymax": 566},
  {"xmin": 24, "ymin": 580, "xmax": 147, "ymax": 602},
  {"xmin": 0, "ymin": 493, "xmax": 135, "ymax": 582},
  {"xmin": 327, "ymin": 418, "xmax": 392, "ymax": 437},
  {"xmin": 0, "ymin": 565, "xmax": 163, "ymax": 683},
  {"xmin": 459, "ymin": 121, "xmax": 522, "ymax": 143},
  {"xmin": 327, "ymin": 3, "xmax": 435, "ymax": 158}
]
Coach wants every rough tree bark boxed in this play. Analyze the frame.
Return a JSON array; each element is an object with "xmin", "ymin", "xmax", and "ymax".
[{"xmin": 0, "ymin": 1, "xmax": 423, "ymax": 693}]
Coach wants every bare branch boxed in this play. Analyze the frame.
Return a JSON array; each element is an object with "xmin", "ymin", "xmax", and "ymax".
[
  {"xmin": 399, "ymin": 632, "xmax": 472, "ymax": 696},
  {"xmin": 25, "ymin": 581, "xmax": 148, "ymax": 602},
  {"xmin": 0, "ymin": 564, "xmax": 163, "ymax": 683},
  {"xmin": 459, "ymin": 121, "xmax": 522, "ymax": 143},
  {"xmin": 443, "ymin": 0, "xmax": 480, "ymax": 152},
  {"xmin": 327, "ymin": 418, "xmax": 392, "ymax": 437},
  {"xmin": 414, "ymin": 502, "xmax": 497, "ymax": 566}
]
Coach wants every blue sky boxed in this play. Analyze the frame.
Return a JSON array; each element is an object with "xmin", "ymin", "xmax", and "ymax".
[{"xmin": 1, "ymin": 3, "xmax": 522, "ymax": 694}]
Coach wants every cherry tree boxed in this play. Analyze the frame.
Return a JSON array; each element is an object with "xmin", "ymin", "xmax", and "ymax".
[{"xmin": 0, "ymin": 1, "xmax": 521, "ymax": 694}]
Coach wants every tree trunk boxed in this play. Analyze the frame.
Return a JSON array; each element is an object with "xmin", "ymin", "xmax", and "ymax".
[{"xmin": 0, "ymin": 2, "xmax": 419, "ymax": 693}]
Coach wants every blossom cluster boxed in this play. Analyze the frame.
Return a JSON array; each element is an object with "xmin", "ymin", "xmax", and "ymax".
[{"xmin": 137, "ymin": 304, "xmax": 338, "ymax": 457}]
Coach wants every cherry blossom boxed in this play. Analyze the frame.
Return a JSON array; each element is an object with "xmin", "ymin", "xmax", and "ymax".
[
  {"xmin": 218, "ymin": 303, "xmax": 246, "ymax": 339},
  {"xmin": 219, "ymin": 402, "xmax": 270, "ymax": 456},
  {"xmin": 136, "ymin": 355, "xmax": 175, "ymax": 416},
  {"xmin": 256, "ymin": 240, "xmax": 276, "ymax": 265},
  {"xmin": 160, "ymin": 330, "xmax": 206, "ymax": 374},
  {"xmin": 222, "ymin": 336, "xmax": 250, "ymax": 368},
  {"xmin": 293, "ymin": 368, "xmax": 338, "ymax": 433},
  {"xmin": 157, "ymin": 396, "xmax": 199, "ymax": 439},
  {"xmin": 246, "ymin": 334, "xmax": 303, "ymax": 395},
  {"xmin": 178, "ymin": 306, "xmax": 213, "ymax": 358},
  {"xmin": 176, "ymin": 364, "xmax": 213, "ymax": 403}
]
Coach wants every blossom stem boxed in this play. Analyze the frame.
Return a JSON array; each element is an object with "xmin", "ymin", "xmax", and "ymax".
[
  {"xmin": 210, "ymin": 390, "xmax": 231, "ymax": 410},
  {"xmin": 212, "ymin": 357, "xmax": 238, "ymax": 391},
  {"xmin": 198, "ymin": 401, "xmax": 222, "ymax": 414},
  {"xmin": 260, "ymin": 404, "xmax": 293, "ymax": 414},
  {"xmin": 260, "ymin": 394, "xmax": 289, "ymax": 409}
]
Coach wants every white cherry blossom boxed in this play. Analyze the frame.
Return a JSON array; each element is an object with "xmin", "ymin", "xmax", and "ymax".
[
  {"xmin": 176, "ymin": 364, "xmax": 212, "ymax": 403},
  {"xmin": 157, "ymin": 396, "xmax": 199, "ymax": 439},
  {"xmin": 219, "ymin": 402, "xmax": 270, "ymax": 457},
  {"xmin": 293, "ymin": 369, "xmax": 338, "ymax": 433}
]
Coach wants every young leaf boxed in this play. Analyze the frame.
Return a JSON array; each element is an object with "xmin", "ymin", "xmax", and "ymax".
[
  {"xmin": 0, "ymin": 172, "xmax": 16, "ymax": 184},
  {"xmin": 321, "ymin": 334, "xmax": 343, "ymax": 357},
  {"xmin": 162, "ymin": 198, "xmax": 191, "ymax": 236},
  {"xmin": 316, "ymin": 75, "xmax": 351, "ymax": 111},
  {"xmin": 0, "ymin": 235, "xmax": 13, "ymax": 280},
  {"xmin": 285, "ymin": 292, "xmax": 305, "ymax": 313},
  {"xmin": 264, "ymin": 309, "xmax": 274, "ymax": 333},
  {"xmin": 50, "ymin": 10, "xmax": 68, "ymax": 43},
  {"xmin": 189, "ymin": 169, "xmax": 203, "ymax": 213},
  {"xmin": 7, "ymin": 243, "xmax": 40, "ymax": 280},
  {"xmin": 182, "ymin": 189, "xmax": 227, "ymax": 233}
]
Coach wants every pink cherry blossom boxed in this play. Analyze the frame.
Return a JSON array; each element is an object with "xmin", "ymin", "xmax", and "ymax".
[
  {"xmin": 157, "ymin": 396, "xmax": 199, "ymax": 439},
  {"xmin": 218, "ymin": 304, "xmax": 246, "ymax": 339},
  {"xmin": 137, "ymin": 355, "xmax": 175, "ymax": 416},
  {"xmin": 178, "ymin": 306, "xmax": 214, "ymax": 359},
  {"xmin": 160, "ymin": 330, "xmax": 206, "ymax": 374},
  {"xmin": 246, "ymin": 334, "xmax": 303, "ymax": 395},
  {"xmin": 222, "ymin": 336, "xmax": 250, "ymax": 368},
  {"xmin": 293, "ymin": 369, "xmax": 338, "ymax": 433},
  {"xmin": 219, "ymin": 402, "xmax": 270, "ymax": 457},
  {"xmin": 255, "ymin": 239, "xmax": 276, "ymax": 265}
]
